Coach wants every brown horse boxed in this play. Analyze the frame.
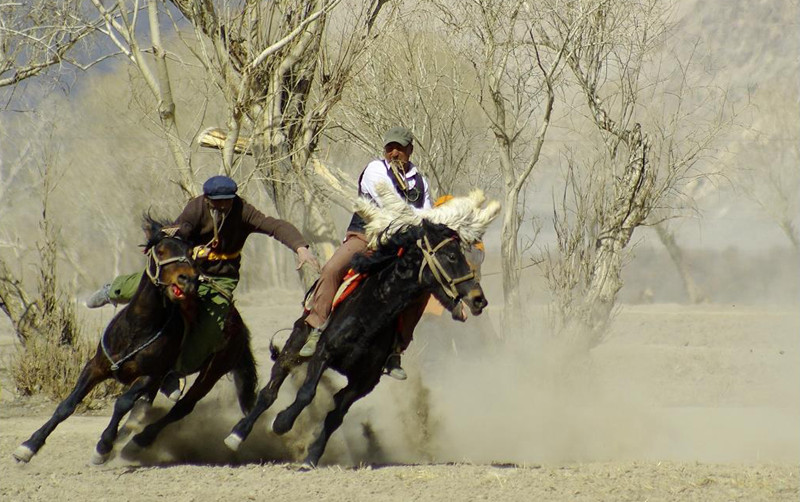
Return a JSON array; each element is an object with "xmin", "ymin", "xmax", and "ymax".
[{"xmin": 13, "ymin": 215, "xmax": 258, "ymax": 464}]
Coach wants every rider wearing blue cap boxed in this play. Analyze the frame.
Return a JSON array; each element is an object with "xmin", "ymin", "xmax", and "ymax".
[{"xmin": 86, "ymin": 175, "xmax": 319, "ymax": 398}]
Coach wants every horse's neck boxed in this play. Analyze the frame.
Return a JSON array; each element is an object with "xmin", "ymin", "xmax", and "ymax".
[
  {"xmin": 127, "ymin": 277, "xmax": 173, "ymax": 324},
  {"xmin": 370, "ymin": 254, "xmax": 426, "ymax": 314},
  {"xmin": 177, "ymin": 297, "xmax": 199, "ymax": 329}
]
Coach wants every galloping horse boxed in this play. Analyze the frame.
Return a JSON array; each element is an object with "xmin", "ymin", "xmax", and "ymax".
[
  {"xmin": 13, "ymin": 216, "xmax": 258, "ymax": 464},
  {"xmin": 225, "ymin": 185, "xmax": 499, "ymax": 467}
]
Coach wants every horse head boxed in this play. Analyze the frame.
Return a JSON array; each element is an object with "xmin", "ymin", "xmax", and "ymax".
[
  {"xmin": 142, "ymin": 215, "xmax": 198, "ymax": 303},
  {"xmin": 355, "ymin": 183, "xmax": 500, "ymax": 318},
  {"xmin": 414, "ymin": 220, "xmax": 488, "ymax": 316}
]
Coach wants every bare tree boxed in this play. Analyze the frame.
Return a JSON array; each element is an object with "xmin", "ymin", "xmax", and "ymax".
[
  {"xmin": 648, "ymin": 174, "xmax": 721, "ymax": 304},
  {"xmin": 333, "ymin": 20, "xmax": 491, "ymax": 198},
  {"xmin": 88, "ymin": 0, "xmax": 198, "ymax": 197},
  {"xmin": 0, "ymin": 122, "xmax": 78, "ymax": 346},
  {"xmin": 653, "ymin": 221, "xmax": 707, "ymax": 304},
  {"xmin": 156, "ymin": 0, "xmax": 397, "ymax": 271},
  {"xmin": 0, "ymin": 0, "xmax": 104, "ymax": 92},
  {"xmin": 431, "ymin": 0, "xmax": 591, "ymax": 332},
  {"xmin": 541, "ymin": 0, "xmax": 732, "ymax": 346},
  {"xmin": 733, "ymin": 80, "xmax": 799, "ymax": 251}
]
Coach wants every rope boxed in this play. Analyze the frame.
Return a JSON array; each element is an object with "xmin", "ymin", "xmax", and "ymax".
[
  {"xmin": 145, "ymin": 247, "xmax": 192, "ymax": 286},
  {"xmin": 198, "ymin": 274, "xmax": 233, "ymax": 303},
  {"xmin": 416, "ymin": 235, "xmax": 475, "ymax": 300},
  {"xmin": 101, "ymin": 311, "xmax": 175, "ymax": 372}
]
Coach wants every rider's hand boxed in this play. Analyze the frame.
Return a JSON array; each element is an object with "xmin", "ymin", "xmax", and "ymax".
[{"xmin": 295, "ymin": 246, "xmax": 320, "ymax": 272}]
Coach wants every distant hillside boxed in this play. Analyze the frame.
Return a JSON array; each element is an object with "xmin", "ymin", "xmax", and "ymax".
[{"xmin": 677, "ymin": 0, "xmax": 798, "ymax": 86}]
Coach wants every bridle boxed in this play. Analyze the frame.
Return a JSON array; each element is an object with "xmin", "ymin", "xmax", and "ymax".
[
  {"xmin": 416, "ymin": 234, "xmax": 475, "ymax": 300},
  {"xmin": 103, "ymin": 236, "xmax": 190, "ymax": 374},
  {"xmin": 145, "ymin": 240, "xmax": 193, "ymax": 287}
]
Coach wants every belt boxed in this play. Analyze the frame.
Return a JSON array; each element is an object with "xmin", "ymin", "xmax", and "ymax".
[{"xmin": 192, "ymin": 246, "xmax": 241, "ymax": 262}]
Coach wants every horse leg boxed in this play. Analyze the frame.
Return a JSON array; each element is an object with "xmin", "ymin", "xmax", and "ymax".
[
  {"xmin": 225, "ymin": 357, "xmax": 292, "ymax": 451},
  {"xmin": 118, "ymin": 384, "xmax": 159, "ymax": 441},
  {"xmin": 304, "ymin": 375, "xmax": 380, "ymax": 467},
  {"xmin": 272, "ymin": 354, "xmax": 329, "ymax": 436},
  {"xmin": 92, "ymin": 376, "xmax": 156, "ymax": 464},
  {"xmin": 231, "ymin": 339, "xmax": 258, "ymax": 415},
  {"xmin": 131, "ymin": 359, "xmax": 227, "ymax": 448},
  {"xmin": 13, "ymin": 358, "xmax": 108, "ymax": 463}
]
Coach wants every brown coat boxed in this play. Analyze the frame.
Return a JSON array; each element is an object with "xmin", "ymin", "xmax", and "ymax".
[{"xmin": 174, "ymin": 196, "xmax": 307, "ymax": 279}]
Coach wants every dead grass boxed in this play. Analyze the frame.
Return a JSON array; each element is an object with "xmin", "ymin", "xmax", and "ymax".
[{"xmin": 11, "ymin": 301, "xmax": 119, "ymax": 409}]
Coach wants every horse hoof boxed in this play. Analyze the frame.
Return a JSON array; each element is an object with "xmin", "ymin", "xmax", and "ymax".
[
  {"xmin": 131, "ymin": 432, "xmax": 151, "ymax": 448},
  {"xmin": 12, "ymin": 445, "xmax": 34, "ymax": 463},
  {"xmin": 91, "ymin": 450, "xmax": 110, "ymax": 465},
  {"xmin": 271, "ymin": 415, "xmax": 288, "ymax": 435},
  {"xmin": 293, "ymin": 461, "xmax": 316, "ymax": 472},
  {"xmin": 224, "ymin": 433, "xmax": 243, "ymax": 452}
]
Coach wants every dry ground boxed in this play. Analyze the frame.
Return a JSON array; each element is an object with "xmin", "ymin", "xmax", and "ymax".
[{"xmin": 1, "ymin": 292, "xmax": 798, "ymax": 501}]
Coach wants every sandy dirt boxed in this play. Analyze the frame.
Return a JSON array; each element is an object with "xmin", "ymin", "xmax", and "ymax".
[{"xmin": 1, "ymin": 291, "xmax": 798, "ymax": 501}]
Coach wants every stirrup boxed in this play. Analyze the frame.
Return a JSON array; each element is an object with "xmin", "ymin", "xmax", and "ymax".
[
  {"xmin": 384, "ymin": 354, "xmax": 407, "ymax": 381},
  {"xmin": 299, "ymin": 327, "xmax": 322, "ymax": 358},
  {"xmin": 160, "ymin": 372, "xmax": 186, "ymax": 402}
]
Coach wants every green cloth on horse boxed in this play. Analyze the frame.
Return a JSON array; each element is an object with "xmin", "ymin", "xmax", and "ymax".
[{"xmin": 108, "ymin": 272, "xmax": 238, "ymax": 374}]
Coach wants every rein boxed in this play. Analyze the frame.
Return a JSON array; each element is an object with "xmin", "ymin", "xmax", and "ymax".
[
  {"xmin": 101, "ymin": 236, "xmax": 192, "ymax": 374},
  {"xmin": 101, "ymin": 310, "xmax": 175, "ymax": 372},
  {"xmin": 416, "ymin": 234, "xmax": 475, "ymax": 300},
  {"xmin": 199, "ymin": 274, "xmax": 233, "ymax": 303}
]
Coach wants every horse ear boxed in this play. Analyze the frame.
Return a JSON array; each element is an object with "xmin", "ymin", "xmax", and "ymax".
[{"xmin": 141, "ymin": 214, "xmax": 164, "ymax": 247}]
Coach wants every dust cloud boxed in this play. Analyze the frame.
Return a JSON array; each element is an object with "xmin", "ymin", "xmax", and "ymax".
[{"xmin": 107, "ymin": 279, "xmax": 798, "ymax": 468}]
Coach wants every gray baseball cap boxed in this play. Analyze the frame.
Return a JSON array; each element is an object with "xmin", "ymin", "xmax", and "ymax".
[{"xmin": 382, "ymin": 126, "xmax": 414, "ymax": 147}]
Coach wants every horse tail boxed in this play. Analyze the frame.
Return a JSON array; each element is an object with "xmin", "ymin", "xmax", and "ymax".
[
  {"xmin": 269, "ymin": 340, "xmax": 280, "ymax": 361},
  {"xmin": 232, "ymin": 324, "xmax": 258, "ymax": 415},
  {"xmin": 269, "ymin": 324, "xmax": 295, "ymax": 361}
]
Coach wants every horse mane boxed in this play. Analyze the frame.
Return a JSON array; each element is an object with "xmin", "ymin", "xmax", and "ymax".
[
  {"xmin": 354, "ymin": 182, "xmax": 500, "ymax": 248},
  {"xmin": 142, "ymin": 213, "xmax": 177, "ymax": 251},
  {"xmin": 351, "ymin": 225, "xmax": 423, "ymax": 275}
]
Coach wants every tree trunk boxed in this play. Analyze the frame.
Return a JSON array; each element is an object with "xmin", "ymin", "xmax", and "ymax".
[
  {"xmin": 580, "ymin": 128, "xmax": 654, "ymax": 347},
  {"xmin": 500, "ymin": 191, "xmax": 522, "ymax": 334},
  {"xmin": 654, "ymin": 223, "xmax": 707, "ymax": 304},
  {"xmin": 0, "ymin": 258, "xmax": 40, "ymax": 345},
  {"xmin": 146, "ymin": 0, "xmax": 195, "ymax": 196}
]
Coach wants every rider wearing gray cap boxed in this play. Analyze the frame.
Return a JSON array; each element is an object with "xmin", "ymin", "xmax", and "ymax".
[{"xmin": 299, "ymin": 126, "xmax": 432, "ymax": 380}]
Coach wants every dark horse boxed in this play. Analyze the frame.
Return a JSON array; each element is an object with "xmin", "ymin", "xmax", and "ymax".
[
  {"xmin": 224, "ymin": 219, "xmax": 488, "ymax": 466},
  {"xmin": 13, "ymin": 216, "xmax": 258, "ymax": 464}
]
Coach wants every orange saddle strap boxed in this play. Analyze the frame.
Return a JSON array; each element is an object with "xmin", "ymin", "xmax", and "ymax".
[{"xmin": 331, "ymin": 269, "xmax": 364, "ymax": 311}]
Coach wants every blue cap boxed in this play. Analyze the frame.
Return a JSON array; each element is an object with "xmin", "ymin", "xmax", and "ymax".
[{"xmin": 203, "ymin": 175, "xmax": 238, "ymax": 200}]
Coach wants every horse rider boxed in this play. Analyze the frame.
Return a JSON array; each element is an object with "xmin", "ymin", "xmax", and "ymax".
[
  {"xmin": 86, "ymin": 175, "xmax": 320, "ymax": 398},
  {"xmin": 298, "ymin": 126, "xmax": 433, "ymax": 380}
]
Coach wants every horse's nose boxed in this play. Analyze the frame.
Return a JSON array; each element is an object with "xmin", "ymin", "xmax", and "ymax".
[
  {"xmin": 178, "ymin": 274, "xmax": 198, "ymax": 294},
  {"xmin": 464, "ymin": 288, "xmax": 487, "ymax": 314}
]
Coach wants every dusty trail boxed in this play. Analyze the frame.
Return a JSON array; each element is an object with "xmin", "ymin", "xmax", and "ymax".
[{"xmin": 1, "ymin": 298, "xmax": 798, "ymax": 501}]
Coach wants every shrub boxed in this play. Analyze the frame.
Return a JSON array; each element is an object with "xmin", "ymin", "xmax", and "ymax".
[{"xmin": 12, "ymin": 299, "xmax": 120, "ymax": 409}]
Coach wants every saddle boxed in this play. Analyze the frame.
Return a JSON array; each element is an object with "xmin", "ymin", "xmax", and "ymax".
[{"xmin": 302, "ymin": 269, "xmax": 365, "ymax": 314}]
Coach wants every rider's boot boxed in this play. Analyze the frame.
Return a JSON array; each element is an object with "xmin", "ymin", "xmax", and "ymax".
[
  {"xmin": 384, "ymin": 353, "xmax": 407, "ymax": 381},
  {"xmin": 299, "ymin": 327, "xmax": 322, "ymax": 357},
  {"xmin": 86, "ymin": 283, "xmax": 115, "ymax": 309},
  {"xmin": 159, "ymin": 371, "xmax": 186, "ymax": 402}
]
